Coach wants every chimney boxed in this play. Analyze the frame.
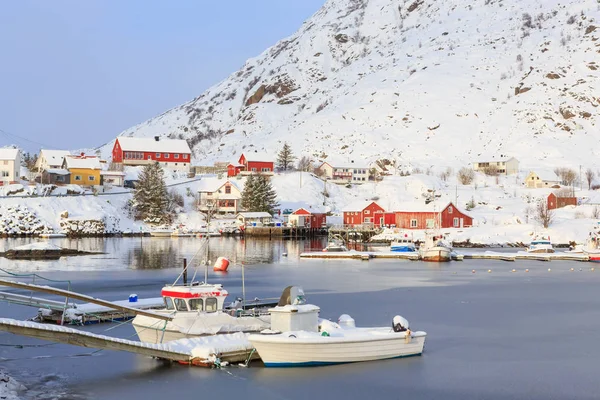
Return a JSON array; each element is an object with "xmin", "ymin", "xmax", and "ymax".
[{"xmin": 154, "ymin": 136, "xmax": 160, "ymax": 142}]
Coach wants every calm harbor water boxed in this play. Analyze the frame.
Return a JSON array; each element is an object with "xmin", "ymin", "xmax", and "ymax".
[{"xmin": 1, "ymin": 237, "xmax": 600, "ymax": 399}]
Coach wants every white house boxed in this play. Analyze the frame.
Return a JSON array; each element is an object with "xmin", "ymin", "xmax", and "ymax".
[
  {"xmin": 35, "ymin": 149, "xmax": 71, "ymax": 172},
  {"xmin": 524, "ymin": 170, "xmax": 561, "ymax": 188},
  {"xmin": 198, "ymin": 178, "xmax": 244, "ymax": 214},
  {"xmin": 472, "ymin": 156, "xmax": 519, "ymax": 175},
  {"xmin": 316, "ymin": 161, "xmax": 370, "ymax": 183},
  {"xmin": 0, "ymin": 148, "xmax": 21, "ymax": 185},
  {"xmin": 237, "ymin": 212, "xmax": 273, "ymax": 226}
]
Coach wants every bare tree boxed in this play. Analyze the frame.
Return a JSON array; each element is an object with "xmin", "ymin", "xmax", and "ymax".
[
  {"xmin": 296, "ymin": 156, "xmax": 313, "ymax": 172},
  {"xmin": 202, "ymin": 198, "xmax": 219, "ymax": 226},
  {"xmin": 554, "ymin": 167, "xmax": 577, "ymax": 186},
  {"xmin": 439, "ymin": 167, "xmax": 453, "ymax": 182},
  {"xmin": 585, "ymin": 168, "xmax": 595, "ymax": 190},
  {"xmin": 524, "ymin": 205, "xmax": 535, "ymax": 224},
  {"xmin": 534, "ymin": 200, "xmax": 554, "ymax": 228},
  {"xmin": 592, "ymin": 206, "xmax": 600, "ymax": 219},
  {"xmin": 457, "ymin": 167, "xmax": 475, "ymax": 185}
]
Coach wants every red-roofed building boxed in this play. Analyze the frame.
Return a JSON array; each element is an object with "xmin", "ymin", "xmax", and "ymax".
[
  {"xmin": 228, "ymin": 153, "xmax": 274, "ymax": 177},
  {"xmin": 343, "ymin": 201, "xmax": 394, "ymax": 227},
  {"xmin": 395, "ymin": 202, "xmax": 473, "ymax": 229},
  {"xmin": 112, "ymin": 136, "xmax": 191, "ymax": 171},
  {"xmin": 288, "ymin": 208, "xmax": 327, "ymax": 228}
]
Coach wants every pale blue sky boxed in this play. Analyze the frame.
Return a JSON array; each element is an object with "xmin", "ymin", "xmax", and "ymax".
[{"xmin": 0, "ymin": 1, "xmax": 324, "ymax": 153}]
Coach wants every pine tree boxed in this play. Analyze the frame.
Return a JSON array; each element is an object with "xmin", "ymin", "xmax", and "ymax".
[
  {"xmin": 132, "ymin": 162, "xmax": 172, "ymax": 225},
  {"xmin": 276, "ymin": 142, "xmax": 295, "ymax": 171},
  {"xmin": 253, "ymin": 176, "xmax": 279, "ymax": 215},
  {"xmin": 241, "ymin": 174, "xmax": 257, "ymax": 211}
]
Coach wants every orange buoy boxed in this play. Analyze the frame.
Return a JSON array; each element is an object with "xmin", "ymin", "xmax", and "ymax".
[{"xmin": 213, "ymin": 256, "xmax": 230, "ymax": 272}]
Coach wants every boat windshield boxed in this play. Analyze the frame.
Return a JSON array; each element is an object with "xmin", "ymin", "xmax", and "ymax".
[
  {"xmin": 531, "ymin": 241, "xmax": 550, "ymax": 245},
  {"xmin": 205, "ymin": 297, "xmax": 218, "ymax": 312},
  {"xmin": 188, "ymin": 298, "xmax": 203, "ymax": 311},
  {"xmin": 164, "ymin": 297, "xmax": 175, "ymax": 310},
  {"xmin": 174, "ymin": 298, "xmax": 189, "ymax": 311}
]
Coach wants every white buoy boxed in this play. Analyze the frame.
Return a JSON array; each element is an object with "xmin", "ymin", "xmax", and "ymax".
[
  {"xmin": 570, "ymin": 268, "xmax": 574, "ymax": 272},
  {"xmin": 472, "ymin": 269, "xmax": 476, "ymax": 274},
  {"xmin": 511, "ymin": 269, "xmax": 516, "ymax": 273},
  {"xmin": 525, "ymin": 269, "xmax": 529, "ymax": 273},
  {"xmin": 488, "ymin": 269, "xmax": 492, "ymax": 273},
  {"xmin": 548, "ymin": 268, "xmax": 552, "ymax": 272}
]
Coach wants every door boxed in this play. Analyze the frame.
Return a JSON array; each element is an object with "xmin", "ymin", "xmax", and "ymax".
[{"xmin": 460, "ymin": 218, "xmax": 464, "ymax": 228}]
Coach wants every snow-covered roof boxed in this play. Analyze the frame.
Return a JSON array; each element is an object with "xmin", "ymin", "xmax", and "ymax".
[
  {"xmin": 40, "ymin": 149, "xmax": 71, "ymax": 166},
  {"xmin": 237, "ymin": 212, "xmax": 272, "ymax": 218},
  {"xmin": 475, "ymin": 156, "xmax": 517, "ymax": 163},
  {"xmin": 63, "ymin": 156, "xmax": 102, "ymax": 170},
  {"xmin": 529, "ymin": 170, "xmax": 560, "ymax": 182},
  {"xmin": 319, "ymin": 156, "xmax": 370, "ymax": 169},
  {"xmin": 342, "ymin": 200, "xmax": 382, "ymax": 212},
  {"xmin": 100, "ymin": 170, "xmax": 126, "ymax": 176},
  {"xmin": 46, "ymin": 168, "xmax": 70, "ymax": 175},
  {"xmin": 117, "ymin": 137, "xmax": 191, "ymax": 154},
  {"xmin": 197, "ymin": 178, "xmax": 243, "ymax": 193},
  {"xmin": 239, "ymin": 152, "xmax": 272, "ymax": 162},
  {"xmin": 0, "ymin": 148, "xmax": 19, "ymax": 160}
]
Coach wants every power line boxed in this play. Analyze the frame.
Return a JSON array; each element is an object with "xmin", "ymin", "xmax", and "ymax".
[{"xmin": 0, "ymin": 127, "xmax": 54, "ymax": 150}]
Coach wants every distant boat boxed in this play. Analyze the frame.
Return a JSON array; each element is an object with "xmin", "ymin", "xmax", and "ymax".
[
  {"xmin": 39, "ymin": 233, "xmax": 66, "ymax": 238},
  {"xmin": 149, "ymin": 230, "xmax": 173, "ymax": 237},
  {"xmin": 390, "ymin": 234, "xmax": 416, "ymax": 252},
  {"xmin": 527, "ymin": 235, "xmax": 554, "ymax": 253},
  {"xmin": 419, "ymin": 233, "xmax": 452, "ymax": 262},
  {"xmin": 171, "ymin": 230, "xmax": 194, "ymax": 237}
]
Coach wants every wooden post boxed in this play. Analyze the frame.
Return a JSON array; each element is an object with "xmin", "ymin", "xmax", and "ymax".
[{"xmin": 183, "ymin": 258, "xmax": 188, "ymax": 285}]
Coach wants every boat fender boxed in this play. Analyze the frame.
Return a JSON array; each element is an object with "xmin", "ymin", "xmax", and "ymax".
[
  {"xmin": 392, "ymin": 315, "xmax": 409, "ymax": 333},
  {"xmin": 321, "ymin": 331, "xmax": 330, "ymax": 337}
]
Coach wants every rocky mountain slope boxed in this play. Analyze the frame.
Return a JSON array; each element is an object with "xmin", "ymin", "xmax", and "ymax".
[{"xmin": 105, "ymin": 0, "xmax": 599, "ymax": 171}]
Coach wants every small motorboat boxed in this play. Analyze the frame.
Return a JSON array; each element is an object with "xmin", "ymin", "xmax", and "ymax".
[
  {"xmin": 248, "ymin": 287, "xmax": 426, "ymax": 367},
  {"xmin": 527, "ymin": 235, "xmax": 554, "ymax": 253},
  {"xmin": 419, "ymin": 232, "xmax": 452, "ymax": 262},
  {"xmin": 583, "ymin": 223, "xmax": 600, "ymax": 261},
  {"xmin": 322, "ymin": 240, "xmax": 349, "ymax": 252},
  {"xmin": 390, "ymin": 234, "xmax": 416, "ymax": 252}
]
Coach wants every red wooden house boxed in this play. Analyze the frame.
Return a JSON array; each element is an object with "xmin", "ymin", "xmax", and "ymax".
[
  {"xmin": 394, "ymin": 202, "xmax": 473, "ymax": 229},
  {"xmin": 547, "ymin": 192, "xmax": 577, "ymax": 210},
  {"xmin": 288, "ymin": 208, "xmax": 327, "ymax": 228},
  {"xmin": 112, "ymin": 136, "xmax": 191, "ymax": 171},
  {"xmin": 343, "ymin": 201, "xmax": 392, "ymax": 227},
  {"xmin": 228, "ymin": 153, "xmax": 274, "ymax": 177}
]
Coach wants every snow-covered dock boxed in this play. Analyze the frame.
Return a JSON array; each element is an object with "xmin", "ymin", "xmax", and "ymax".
[
  {"xmin": 460, "ymin": 251, "xmax": 590, "ymax": 262},
  {"xmin": 0, "ymin": 318, "xmax": 255, "ymax": 366}
]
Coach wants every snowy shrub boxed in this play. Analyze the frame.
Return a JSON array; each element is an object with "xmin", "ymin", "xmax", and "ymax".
[{"xmin": 457, "ymin": 167, "xmax": 475, "ymax": 185}]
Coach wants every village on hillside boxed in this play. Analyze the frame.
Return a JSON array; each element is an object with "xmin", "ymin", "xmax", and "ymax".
[{"xmin": 1, "ymin": 135, "xmax": 599, "ymax": 246}]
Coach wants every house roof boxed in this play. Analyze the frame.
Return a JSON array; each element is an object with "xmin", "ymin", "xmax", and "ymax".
[
  {"xmin": 237, "ymin": 212, "xmax": 272, "ymax": 218},
  {"xmin": 394, "ymin": 201, "xmax": 470, "ymax": 216},
  {"xmin": 46, "ymin": 168, "xmax": 70, "ymax": 175},
  {"xmin": 63, "ymin": 156, "xmax": 102, "ymax": 170},
  {"xmin": 40, "ymin": 150, "xmax": 71, "ymax": 166},
  {"xmin": 116, "ymin": 137, "xmax": 191, "ymax": 154},
  {"xmin": 197, "ymin": 178, "xmax": 243, "ymax": 193},
  {"xmin": 529, "ymin": 170, "xmax": 560, "ymax": 182},
  {"xmin": 0, "ymin": 148, "xmax": 19, "ymax": 160},
  {"xmin": 239, "ymin": 152, "xmax": 273, "ymax": 163},
  {"xmin": 100, "ymin": 170, "xmax": 126, "ymax": 176},
  {"xmin": 475, "ymin": 156, "xmax": 517, "ymax": 163},
  {"xmin": 342, "ymin": 200, "xmax": 383, "ymax": 212}
]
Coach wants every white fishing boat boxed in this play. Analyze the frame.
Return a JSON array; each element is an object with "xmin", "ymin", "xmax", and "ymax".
[
  {"xmin": 322, "ymin": 233, "xmax": 348, "ymax": 252},
  {"xmin": 171, "ymin": 229, "xmax": 194, "ymax": 237},
  {"xmin": 132, "ymin": 237, "xmax": 277, "ymax": 343},
  {"xmin": 527, "ymin": 234, "xmax": 554, "ymax": 253},
  {"xmin": 248, "ymin": 287, "xmax": 426, "ymax": 367},
  {"xmin": 419, "ymin": 232, "xmax": 452, "ymax": 262},
  {"xmin": 149, "ymin": 229, "xmax": 174, "ymax": 237}
]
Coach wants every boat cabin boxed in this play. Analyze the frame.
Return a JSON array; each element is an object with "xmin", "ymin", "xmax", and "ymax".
[{"xmin": 160, "ymin": 283, "xmax": 229, "ymax": 312}]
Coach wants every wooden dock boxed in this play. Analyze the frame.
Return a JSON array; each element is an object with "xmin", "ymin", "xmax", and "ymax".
[
  {"xmin": 244, "ymin": 227, "xmax": 327, "ymax": 239},
  {"xmin": 0, "ymin": 318, "xmax": 255, "ymax": 367}
]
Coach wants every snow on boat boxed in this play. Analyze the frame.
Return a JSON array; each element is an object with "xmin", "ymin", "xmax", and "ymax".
[
  {"xmin": 419, "ymin": 233, "xmax": 452, "ymax": 262},
  {"xmin": 132, "ymin": 283, "xmax": 273, "ymax": 343},
  {"xmin": 248, "ymin": 287, "xmax": 426, "ymax": 367},
  {"xmin": 527, "ymin": 234, "xmax": 554, "ymax": 253},
  {"xmin": 390, "ymin": 235, "xmax": 416, "ymax": 253}
]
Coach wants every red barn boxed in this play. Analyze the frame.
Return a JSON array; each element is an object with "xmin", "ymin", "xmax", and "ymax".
[
  {"xmin": 112, "ymin": 136, "xmax": 191, "ymax": 171},
  {"xmin": 343, "ymin": 201, "xmax": 387, "ymax": 227},
  {"xmin": 227, "ymin": 164, "xmax": 244, "ymax": 177},
  {"xmin": 395, "ymin": 202, "xmax": 473, "ymax": 229},
  {"xmin": 547, "ymin": 192, "xmax": 577, "ymax": 210},
  {"xmin": 288, "ymin": 208, "xmax": 327, "ymax": 228}
]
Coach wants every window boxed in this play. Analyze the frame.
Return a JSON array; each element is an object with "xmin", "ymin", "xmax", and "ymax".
[
  {"xmin": 410, "ymin": 219, "xmax": 418, "ymax": 228},
  {"xmin": 3, "ymin": 161, "xmax": 8, "ymax": 165},
  {"xmin": 0, "ymin": 171, "xmax": 8, "ymax": 177},
  {"xmin": 74, "ymin": 175, "xmax": 82, "ymax": 181},
  {"xmin": 164, "ymin": 297, "xmax": 175, "ymax": 310},
  {"xmin": 148, "ymin": 156, "xmax": 151, "ymax": 160},
  {"xmin": 175, "ymin": 154, "xmax": 179, "ymax": 159},
  {"xmin": 89, "ymin": 176, "xmax": 95, "ymax": 181},
  {"xmin": 261, "ymin": 167, "xmax": 270, "ymax": 172},
  {"xmin": 184, "ymin": 154, "xmax": 188, "ymax": 159},
  {"xmin": 205, "ymin": 298, "xmax": 218, "ymax": 312},
  {"xmin": 364, "ymin": 210, "xmax": 370, "ymax": 214},
  {"xmin": 453, "ymin": 217, "xmax": 459, "ymax": 227},
  {"xmin": 174, "ymin": 298, "xmax": 188, "ymax": 311},
  {"xmin": 426, "ymin": 219, "xmax": 435, "ymax": 229},
  {"xmin": 448, "ymin": 206, "xmax": 453, "ymax": 214},
  {"xmin": 156, "ymin": 153, "xmax": 160, "ymax": 158},
  {"xmin": 56, "ymin": 176, "xmax": 64, "ymax": 182},
  {"xmin": 225, "ymin": 186, "xmax": 231, "ymax": 194},
  {"xmin": 164, "ymin": 153, "xmax": 170, "ymax": 159},
  {"xmin": 251, "ymin": 168, "xmax": 257, "ymax": 172},
  {"xmin": 188, "ymin": 298, "xmax": 203, "ymax": 311},
  {"xmin": 364, "ymin": 217, "xmax": 371, "ymax": 223}
]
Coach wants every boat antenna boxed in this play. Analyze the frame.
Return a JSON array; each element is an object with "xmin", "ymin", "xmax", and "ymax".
[{"xmin": 241, "ymin": 261, "xmax": 246, "ymax": 308}]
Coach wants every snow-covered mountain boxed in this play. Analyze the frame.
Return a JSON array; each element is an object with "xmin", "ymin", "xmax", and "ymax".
[{"xmin": 104, "ymin": 0, "xmax": 599, "ymax": 171}]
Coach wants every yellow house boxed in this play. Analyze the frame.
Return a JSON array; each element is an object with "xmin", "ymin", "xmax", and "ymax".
[{"xmin": 62, "ymin": 155, "xmax": 102, "ymax": 186}]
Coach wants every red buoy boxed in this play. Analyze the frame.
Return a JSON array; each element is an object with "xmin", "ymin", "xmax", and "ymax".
[{"xmin": 213, "ymin": 256, "xmax": 230, "ymax": 272}]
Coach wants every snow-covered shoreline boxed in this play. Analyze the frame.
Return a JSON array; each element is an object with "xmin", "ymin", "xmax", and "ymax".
[{"xmin": 0, "ymin": 370, "xmax": 26, "ymax": 400}]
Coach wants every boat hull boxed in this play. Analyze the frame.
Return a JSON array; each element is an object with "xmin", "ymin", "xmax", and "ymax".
[
  {"xmin": 527, "ymin": 247, "xmax": 554, "ymax": 253},
  {"xmin": 419, "ymin": 247, "xmax": 452, "ymax": 262},
  {"xmin": 249, "ymin": 330, "xmax": 426, "ymax": 367}
]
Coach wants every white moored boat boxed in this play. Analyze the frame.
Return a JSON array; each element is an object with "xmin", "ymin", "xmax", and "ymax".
[
  {"xmin": 419, "ymin": 232, "xmax": 452, "ymax": 262},
  {"xmin": 390, "ymin": 234, "xmax": 417, "ymax": 253},
  {"xmin": 527, "ymin": 234, "xmax": 554, "ymax": 253},
  {"xmin": 248, "ymin": 287, "xmax": 426, "ymax": 367}
]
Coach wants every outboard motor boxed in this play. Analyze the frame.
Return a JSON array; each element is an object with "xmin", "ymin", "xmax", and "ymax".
[{"xmin": 392, "ymin": 315, "xmax": 409, "ymax": 332}]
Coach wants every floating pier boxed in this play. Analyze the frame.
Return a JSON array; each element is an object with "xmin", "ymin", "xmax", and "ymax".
[
  {"xmin": 0, "ymin": 318, "xmax": 255, "ymax": 367},
  {"xmin": 460, "ymin": 251, "xmax": 590, "ymax": 262}
]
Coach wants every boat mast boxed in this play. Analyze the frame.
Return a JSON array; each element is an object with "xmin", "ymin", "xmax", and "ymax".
[{"xmin": 241, "ymin": 262, "xmax": 246, "ymax": 307}]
